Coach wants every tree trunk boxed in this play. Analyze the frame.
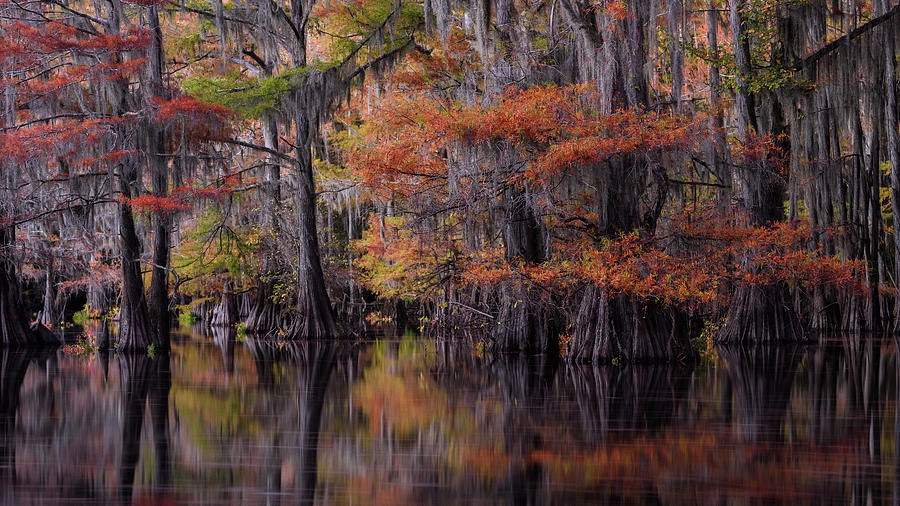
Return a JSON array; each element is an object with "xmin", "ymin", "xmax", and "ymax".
[
  {"xmin": 730, "ymin": 0, "xmax": 757, "ymax": 142},
  {"xmin": 147, "ymin": 4, "xmax": 171, "ymax": 349},
  {"xmin": 262, "ymin": 116, "xmax": 282, "ymax": 226},
  {"xmin": 292, "ymin": 105, "xmax": 338, "ymax": 339},
  {"xmin": 494, "ymin": 282, "xmax": 557, "ymax": 355},
  {"xmin": 38, "ymin": 262, "xmax": 60, "ymax": 331},
  {"xmin": 116, "ymin": 164, "xmax": 153, "ymax": 352},
  {"xmin": 502, "ymin": 186, "xmax": 545, "ymax": 264},
  {"xmin": 148, "ymin": 148, "xmax": 171, "ymax": 347},
  {"xmin": 867, "ymin": 109, "xmax": 884, "ymax": 330},
  {"xmin": 706, "ymin": 2, "xmax": 732, "ymax": 206},
  {"xmin": 211, "ymin": 280, "xmax": 237, "ymax": 327},
  {"xmin": 0, "ymin": 227, "xmax": 33, "ymax": 347},
  {"xmin": 720, "ymin": 5, "xmax": 799, "ymax": 343},
  {"xmin": 245, "ymin": 281, "xmax": 281, "ymax": 335},
  {"xmin": 494, "ymin": 184, "xmax": 556, "ymax": 353},
  {"xmin": 567, "ymin": 286, "xmax": 694, "ymax": 363},
  {"xmin": 719, "ymin": 282, "xmax": 806, "ymax": 343},
  {"xmin": 884, "ymin": 23, "xmax": 900, "ymax": 330},
  {"xmin": 667, "ymin": 0, "xmax": 684, "ymax": 111}
]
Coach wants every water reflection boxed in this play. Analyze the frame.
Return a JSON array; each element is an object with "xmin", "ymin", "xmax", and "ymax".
[
  {"xmin": 0, "ymin": 348, "xmax": 31, "ymax": 486},
  {"xmin": 8, "ymin": 335, "xmax": 900, "ymax": 503},
  {"xmin": 719, "ymin": 345, "xmax": 800, "ymax": 443},
  {"xmin": 243, "ymin": 338, "xmax": 348, "ymax": 505},
  {"xmin": 118, "ymin": 352, "xmax": 172, "ymax": 503}
]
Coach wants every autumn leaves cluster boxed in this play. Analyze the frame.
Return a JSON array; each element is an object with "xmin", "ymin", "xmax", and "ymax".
[{"xmin": 344, "ymin": 76, "xmax": 864, "ymax": 320}]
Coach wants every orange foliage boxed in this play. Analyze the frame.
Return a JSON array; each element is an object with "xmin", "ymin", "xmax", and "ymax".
[
  {"xmin": 600, "ymin": 0, "xmax": 629, "ymax": 21},
  {"xmin": 442, "ymin": 215, "xmax": 865, "ymax": 308},
  {"xmin": 387, "ymin": 31, "xmax": 474, "ymax": 88},
  {"xmin": 348, "ymin": 83, "xmax": 706, "ymax": 198},
  {"xmin": 354, "ymin": 215, "xmax": 459, "ymax": 298}
]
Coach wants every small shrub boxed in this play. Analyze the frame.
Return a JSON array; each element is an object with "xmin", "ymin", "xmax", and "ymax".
[{"xmin": 177, "ymin": 306, "xmax": 197, "ymax": 327}]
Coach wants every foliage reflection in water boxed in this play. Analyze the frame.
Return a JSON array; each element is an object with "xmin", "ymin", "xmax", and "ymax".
[{"xmin": 2, "ymin": 330, "xmax": 900, "ymax": 504}]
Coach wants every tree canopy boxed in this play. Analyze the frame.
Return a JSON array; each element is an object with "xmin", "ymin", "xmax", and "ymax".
[{"xmin": 0, "ymin": 0, "xmax": 898, "ymax": 361}]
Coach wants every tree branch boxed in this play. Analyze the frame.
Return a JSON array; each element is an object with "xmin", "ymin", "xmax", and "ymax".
[
  {"xmin": 220, "ymin": 138, "xmax": 299, "ymax": 165},
  {"xmin": 800, "ymin": 5, "xmax": 900, "ymax": 69}
]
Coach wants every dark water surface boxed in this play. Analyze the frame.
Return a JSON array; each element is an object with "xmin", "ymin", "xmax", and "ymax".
[{"xmin": 2, "ymin": 331, "xmax": 900, "ymax": 505}]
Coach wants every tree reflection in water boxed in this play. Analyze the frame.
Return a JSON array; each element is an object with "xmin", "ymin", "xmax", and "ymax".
[
  {"xmin": 6, "ymin": 334, "xmax": 900, "ymax": 503},
  {"xmin": 118, "ymin": 352, "xmax": 172, "ymax": 503},
  {"xmin": 245, "ymin": 338, "xmax": 346, "ymax": 506},
  {"xmin": 719, "ymin": 345, "xmax": 801, "ymax": 443}
]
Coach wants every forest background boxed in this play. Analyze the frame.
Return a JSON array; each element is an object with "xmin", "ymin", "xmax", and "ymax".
[{"xmin": 1, "ymin": 0, "xmax": 898, "ymax": 362}]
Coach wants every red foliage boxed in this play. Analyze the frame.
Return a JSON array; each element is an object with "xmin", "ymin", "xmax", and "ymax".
[
  {"xmin": 153, "ymin": 96, "xmax": 233, "ymax": 140},
  {"xmin": 0, "ymin": 117, "xmax": 130, "ymax": 165},
  {"xmin": 0, "ymin": 21, "xmax": 150, "ymax": 66},
  {"xmin": 123, "ymin": 195, "xmax": 192, "ymax": 214},
  {"xmin": 122, "ymin": 181, "xmax": 236, "ymax": 215}
]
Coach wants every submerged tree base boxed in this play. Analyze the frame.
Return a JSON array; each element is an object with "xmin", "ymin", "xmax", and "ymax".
[
  {"xmin": 566, "ymin": 286, "xmax": 695, "ymax": 364},
  {"xmin": 718, "ymin": 284, "xmax": 807, "ymax": 344},
  {"xmin": 244, "ymin": 281, "xmax": 282, "ymax": 336},
  {"xmin": 493, "ymin": 283, "xmax": 559, "ymax": 355}
]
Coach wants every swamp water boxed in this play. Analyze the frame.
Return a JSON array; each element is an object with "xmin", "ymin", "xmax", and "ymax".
[{"xmin": 1, "ymin": 330, "xmax": 899, "ymax": 504}]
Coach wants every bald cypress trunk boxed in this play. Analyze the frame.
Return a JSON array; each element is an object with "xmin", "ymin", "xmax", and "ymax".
[
  {"xmin": 245, "ymin": 281, "xmax": 281, "ymax": 335},
  {"xmin": 147, "ymin": 124, "xmax": 171, "ymax": 347},
  {"xmin": 502, "ymin": 187, "xmax": 544, "ymax": 265},
  {"xmin": 558, "ymin": 0, "xmax": 691, "ymax": 363},
  {"xmin": 0, "ymin": 227, "xmax": 32, "ymax": 347},
  {"xmin": 867, "ymin": 123, "xmax": 883, "ymax": 330},
  {"xmin": 718, "ymin": 5, "xmax": 803, "ymax": 343},
  {"xmin": 148, "ymin": 167, "xmax": 171, "ymax": 347},
  {"xmin": 211, "ymin": 280, "xmax": 238, "ymax": 327},
  {"xmin": 37, "ymin": 261, "xmax": 60, "ymax": 332},
  {"xmin": 282, "ymin": 0, "xmax": 338, "ymax": 340},
  {"xmin": 730, "ymin": 0, "xmax": 757, "ymax": 141},
  {"xmin": 293, "ymin": 106, "xmax": 338, "ymax": 339},
  {"xmin": 884, "ymin": 23, "xmax": 900, "ymax": 330},
  {"xmin": 147, "ymin": 130, "xmax": 171, "ymax": 347},
  {"xmin": 245, "ymin": 115, "xmax": 283, "ymax": 336},
  {"xmin": 667, "ymin": 0, "xmax": 684, "ymax": 111},
  {"xmin": 719, "ymin": 108, "xmax": 800, "ymax": 341},
  {"xmin": 494, "ymin": 184, "xmax": 556, "ymax": 353},
  {"xmin": 117, "ymin": 162, "xmax": 153, "ymax": 351},
  {"xmin": 706, "ymin": 3, "xmax": 731, "ymax": 206},
  {"xmin": 147, "ymin": 5, "xmax": 171, "ymax": 349},
  {"xmin": 262, "ymin": 116, "xmax": 282, "ymax": 225}
]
